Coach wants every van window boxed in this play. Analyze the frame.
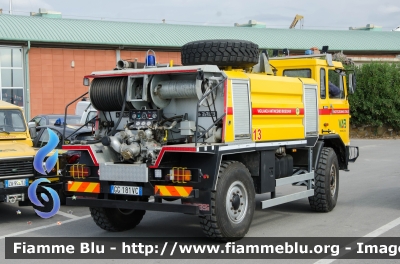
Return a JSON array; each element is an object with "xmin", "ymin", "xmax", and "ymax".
[{"xmin": 0, "ymin": 109, "xmax": 26, "ymax": 132}]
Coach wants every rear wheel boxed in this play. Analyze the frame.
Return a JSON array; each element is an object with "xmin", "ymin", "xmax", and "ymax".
[
  {"xmin": 309, "ymin": 147, "xmax": 339, "ymax": 212},
  {"xmin": 181, "ymin": 39, "xmax": 259, "ymax": 68},
  {"xmin": 89, "ymin": 197, "xmax": 148, "ymax": 231},
  {"xmin": 199, "ymin": 161, "xmax": 255, "ymax": 241}
]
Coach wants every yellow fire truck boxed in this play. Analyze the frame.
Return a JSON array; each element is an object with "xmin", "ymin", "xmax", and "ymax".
[{"xmin": 63, "ymin": 40, "xmax": 359, "ymax": 240}]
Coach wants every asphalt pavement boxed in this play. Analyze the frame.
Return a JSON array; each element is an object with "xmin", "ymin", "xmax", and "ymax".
[{"xmin": 0, "ymin": 139, "xmax": 399, "ymax": 264}]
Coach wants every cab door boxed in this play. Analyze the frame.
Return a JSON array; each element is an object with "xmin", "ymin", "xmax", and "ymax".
[
  {"xmin": 318, "ymin": 68, "xmax": 332, "ymax": 135},
  {"xmin": 327, "ymin": 69, "xmax": 350, "ymax": 145}
]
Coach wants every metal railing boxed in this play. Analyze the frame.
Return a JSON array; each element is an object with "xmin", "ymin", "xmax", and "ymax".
[{"xmin": 194, "ymin": 78, "xmax": 226, "ymax": 147}]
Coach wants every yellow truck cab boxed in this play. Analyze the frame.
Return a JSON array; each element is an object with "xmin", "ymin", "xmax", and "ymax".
[
  {"xmin": 0, "ymin": 100, "xmax": 61, "ymax": 205},
  {"xmin": 269, "ymin": 54, "xmax": 358, "ymax": 169}
]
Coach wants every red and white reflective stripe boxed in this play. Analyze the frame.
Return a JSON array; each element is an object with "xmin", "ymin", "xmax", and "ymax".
[
  {"xmin": 149, "ymin": 147, "xmax": 197, "ymax": 168},
  {"xmin": 332, "ymin": 109, "xmax": 349, "ymax": 114},
  {"xmin": 252, "ymin": 108, "xmax": 304, "ymax": 115},
  {"xmin": 62, "ymin": 145, "xmax": 99, "ymax": 166},
  {"xmin": 84, "ymin": 69, "xmax": 197, "ymax": 79},
  {"xmin": 319, "ymin": 109, "xmax": 349, "ymax": 115}
]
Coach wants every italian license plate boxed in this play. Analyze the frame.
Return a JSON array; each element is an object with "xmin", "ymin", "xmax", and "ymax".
[
  {"xmin": 5, "ymin": 178, "xmax": 28, "ymax": 188},
  {"xmin": 110, "ymin": 185, "xmax": 142, "ymax": 196}
]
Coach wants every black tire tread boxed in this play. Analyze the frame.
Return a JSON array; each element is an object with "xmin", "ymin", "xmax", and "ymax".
[
  {"xmin": 181, "ymin": 39, "xmax": 259, "ymax": 68},
  {"xmin": 199, "ymin": 161, "xmax": 253, "ymax": 241},
  {"xmin": 309, "ymin": 147, "xmax": 338, "ymax": 212},
  {"xmin": 89, "ymin": 207, "xmax": 146, "ymax": 232}
]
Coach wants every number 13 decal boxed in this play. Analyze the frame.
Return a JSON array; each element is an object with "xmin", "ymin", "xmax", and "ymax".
[{"xmin": 253, "ymin": 129, "xmax": 262, "ymax": 141}]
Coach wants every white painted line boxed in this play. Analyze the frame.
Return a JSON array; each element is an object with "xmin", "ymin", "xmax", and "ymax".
[
  {"xmin": 358, "ymin": 145, "xmax": 377, "ymax": 149},
  {"xmin": 314, "ymin": 215, "xmax": 400, "ymax": 264},
  {"xmin": 363, "ymin": 216, "xmax": 400, "ymax": 237},
  {"xmin": 56, "ymin": 210, "xmax": 80, "ymax": 219},
  {"xmin": 1, "ymin": 198, "xmax": 155, "ymax": 240},
  {"xmin": 0, "ymin": 215, "xmax": 91, "ymax": 240}
]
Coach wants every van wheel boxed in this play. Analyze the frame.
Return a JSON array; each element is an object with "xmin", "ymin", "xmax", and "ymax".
[
  {"xmin": 199, "ymin": 161, "xmax": 255, "ymax": 241},
  {"xmin": 181, "ymin": 40, "xmax": 259, "ymax": 68},
  {"xmin": 309, "ymin": 147, "xmax": 339, "ymax": 212}
]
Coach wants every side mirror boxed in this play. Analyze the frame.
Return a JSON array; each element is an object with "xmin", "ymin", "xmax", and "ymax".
[
  {"xmin": 28, "ymin": 122, "xmax": 37, "ymax": 139},
  {"xmin": 348, "ymin": 73, "xmax": 357, "ymax": 94}
]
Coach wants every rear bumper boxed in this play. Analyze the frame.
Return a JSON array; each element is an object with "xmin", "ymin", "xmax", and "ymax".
[{"xmin": 66, "ymin": 197, "xmax": 199, "ymax": 215}]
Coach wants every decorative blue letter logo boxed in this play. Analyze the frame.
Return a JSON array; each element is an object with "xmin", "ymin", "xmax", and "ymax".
[
  {"xmin": 33, "ymin": 128, "xmax": 59, "ymax": 175},
  {"xmin": 28, "ymin": 178, "xmax": 60, "ymax": 218},
  {"xmin": 30, "ymin": 128, "xmax": 60, "ymax": 218}
]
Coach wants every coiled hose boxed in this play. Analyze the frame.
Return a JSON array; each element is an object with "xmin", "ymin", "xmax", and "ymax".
[
  {"xmin": 89, "ymin": 77, "xmax": 134, "ymax": 111},
  {"xmin": 89, "ymin": 77, "xmax": 133, "ymax": 137}
]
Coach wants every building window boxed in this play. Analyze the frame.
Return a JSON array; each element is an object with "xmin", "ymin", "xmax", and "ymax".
[{"xmin": 0, "ymin": 47, "xmax": 24, "ymax": 107}]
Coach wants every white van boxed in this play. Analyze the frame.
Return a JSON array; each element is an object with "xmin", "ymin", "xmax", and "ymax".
[
  {"xmin": 75, "ymin": 99, "xmax": 97, "ymax": 125},
  {"xmin": 75, "ymin": 99, "xmax": 91, "ymax": 116}
]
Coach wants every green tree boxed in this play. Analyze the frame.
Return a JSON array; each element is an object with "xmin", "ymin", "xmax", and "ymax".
[{"xmin": 348, "ymin": 62, "xmax": 400, "ymax": 129}]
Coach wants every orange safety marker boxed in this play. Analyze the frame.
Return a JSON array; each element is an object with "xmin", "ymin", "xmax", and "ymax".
[
  {"xmin": 155, "ymin": 185, "xmax": 193, "ymax": 197},
  {"xmin": 67, "ymin": 181, "xmax": 100, "ymax": 193}
]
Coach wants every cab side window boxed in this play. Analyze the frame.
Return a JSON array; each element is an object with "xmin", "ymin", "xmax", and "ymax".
[
  {"xmin": 320, "ymin": 68, "xmax": 326, "ymax": 99},
  {"xmin": 328, "ymin": 70, "xmax": 345, "ymax": 99}
]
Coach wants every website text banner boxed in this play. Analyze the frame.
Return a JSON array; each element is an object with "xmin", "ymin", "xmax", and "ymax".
[{"xmin": 5, "ymin": 237, "xmax": 400, "ymax": 259}]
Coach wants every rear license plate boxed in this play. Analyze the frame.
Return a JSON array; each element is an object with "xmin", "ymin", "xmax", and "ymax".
[
  {"xmin": 5, "ymin": 179, "xmax": 28, "ymax": 188},
  {"xmin": 110, "ymin": 185, "xmax": 142, "ymax": 196}
]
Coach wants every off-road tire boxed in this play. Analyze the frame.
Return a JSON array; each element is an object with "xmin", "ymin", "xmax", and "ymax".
[
  {"xmin": 309, "ymin": 147, "xmax": 339, "ymax": 212},
  {"xmin": 199, "ymin": 161, "xmax": 255, "ymax": 241},
  {"xmin": 89, "ymin": 198, "xmax": 148, "ymax": 231},
  {"xmin": 181, "ymin": 39, "xmax": 259, "ymax": 68}
]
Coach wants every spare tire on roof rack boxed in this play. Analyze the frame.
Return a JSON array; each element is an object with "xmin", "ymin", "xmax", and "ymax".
[{"xmin": 181, "ymin": 39, "xmax": 259, "ymax": 68}]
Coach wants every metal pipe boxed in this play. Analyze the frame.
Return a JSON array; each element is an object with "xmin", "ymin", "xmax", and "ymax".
[
  {"xmin": 157, "ymin": 80, "xmax": 197, "ymax": 99},
  {"xmin": 63, "ymin": 92, "xmax": 89, "ymax": 143},
  {"xmin": 24, "ymin": 41, "xmax": 30, "ymax": 119},
  {"xmin": 163, "ymin": 121, "xmax": 177, "ymax": 130}
]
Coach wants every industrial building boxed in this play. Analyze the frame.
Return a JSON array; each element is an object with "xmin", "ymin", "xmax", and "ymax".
[{"xmin": 0, "ymin": 10, "xmax": 399, "ymax": 119}]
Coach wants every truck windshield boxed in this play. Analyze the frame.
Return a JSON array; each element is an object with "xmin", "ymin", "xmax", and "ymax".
[{"xmin": 0, "ymin": 110, "xmax": 26, "ymax": 132}]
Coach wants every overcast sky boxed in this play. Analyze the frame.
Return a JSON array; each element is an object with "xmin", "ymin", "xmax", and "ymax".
[{"xmin": 1, "ymin": 0, "xmax": 399, "ymax": 31}]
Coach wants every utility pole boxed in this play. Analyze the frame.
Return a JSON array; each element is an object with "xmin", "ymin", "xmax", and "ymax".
[{"xmin": 9, "ymin": 0, "xmax": 12, "ymax": 14}]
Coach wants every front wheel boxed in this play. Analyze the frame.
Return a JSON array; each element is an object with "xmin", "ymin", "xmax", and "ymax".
[
  {"xmin": 199, "ymin": 161, "xmax": 255, "ymax": 241},
  {"xmin": 309, "ymin": 147, "xmax": 339, "ymax": 212}
]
